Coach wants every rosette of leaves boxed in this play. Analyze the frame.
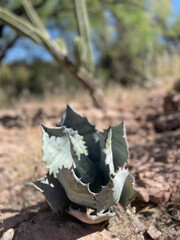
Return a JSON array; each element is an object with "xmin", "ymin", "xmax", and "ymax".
[{"xmin": 34, "ymin": 105, "xmax": 138, "ymax": 224}]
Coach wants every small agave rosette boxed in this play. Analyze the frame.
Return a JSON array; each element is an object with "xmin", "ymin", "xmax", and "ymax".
[{"xmin": 34, "ymin": 105, "xmax": 137, "ymax": 224}]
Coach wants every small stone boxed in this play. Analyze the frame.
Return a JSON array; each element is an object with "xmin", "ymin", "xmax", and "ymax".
[
  {"xmin": 137, "ymin": 187, "xmax": 149, "ymax": 202},
  {"xmin": 147, "ymin": 225, "xmax": 162, "ymax": 240},
  {"xmin": 132, "ymin": 217, "xmax": 147, "ymax": 233},
  {"xmin": 1, "ymin": 228, "xmax": 14, "ymax": 240},
  {"xmin": 149, "ymin": 191, "xmax": 164, "ymax": 204}
]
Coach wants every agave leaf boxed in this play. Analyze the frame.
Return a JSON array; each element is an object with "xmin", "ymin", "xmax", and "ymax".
[
  {"xmin": 99, "ymin": 129, "xmax": 115, "ymax": 186},
  {"xmin": 119, "ymin": 175, "xmax": 139, "ymax": 207},
  {"xmin": 68, "ymin": 128, "xmax": 88, "ymax": 156},
  {"xmin": 69, "ymin": 133, "xmax": 99, "ymax": 184},
  {"xmin": 110, "ymin": 122, "xmax": 129, "ymax": 170},
  {"xmin": 95, "ymin": 168, "xmax": 129, "ymax": 212},
  {"xmin": 33, "ymin": 173, "xmax": 69, "ymax": 212},
  {"xmin": 41, "ymin": 125, "xmax": 87, "ymax": 176},
  {"xmin": 67, "ymin": 206, "xmax": 116, "ymax": 224},
  {"xmin": 57, "ymin": 105, "xmax": 101, "ymax": 165},
  {"xmin": 56, "ymin": 167, "xmax": 97, "ymax": 209},
  {"xmin": 73, "ymin": 154, "xmax": 99, "ymax": 185},
  {"xmin": 101, "ymin": 128, "xmax": 114, "ymax": 173},
  {"xmin": 58, "ymin": 105, "xmax": 95, "ymax": 136},
  {"xmin": 104, "ymin": 129, "xmax": 114, "ymax": 174}
]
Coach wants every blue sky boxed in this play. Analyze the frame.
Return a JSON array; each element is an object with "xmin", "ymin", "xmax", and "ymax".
[
  {"xmin": 2, "ymin": 1, "xmax": 180, "ymax": 64},
  {"xmin": 172, "ymin": 0, "xmax": 180, "ymax": 15}
]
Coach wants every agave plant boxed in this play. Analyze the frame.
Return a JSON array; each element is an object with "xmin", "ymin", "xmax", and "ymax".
[{"xmin": 34, "ymin": 105, "xmax": 137, "ymax": 224}]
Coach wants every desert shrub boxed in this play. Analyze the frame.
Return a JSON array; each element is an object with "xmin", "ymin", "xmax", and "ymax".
[
  {"xmin": 0, "ymin": 61, "xmax": 80, "ymax": 103},
  {"xmin": 0, "ymin": 64, "xmax": 30, "ymax": 97}
]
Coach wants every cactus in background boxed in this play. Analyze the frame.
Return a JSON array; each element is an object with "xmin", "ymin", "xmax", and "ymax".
[
  {"xmin": 73, "ymin": 0, "xmax": 95, "ymax": 72},
  {"xmin": 0, "ymin": 0, "xmax": 103, "ymax": 108},
  {"xmin": 33, "ymin": 105, "xmax": 138, "ymax": 224},
  {"xmin": 22, "ymin": 0, "xmax": 46, "ymax": 32},
  {"xmin": 56, "ymin": 38, "xmax": 68, "ymax": 56},
  {"xmin": 74, "ymin": 36, "xmax": 87, "ymax": 67}
]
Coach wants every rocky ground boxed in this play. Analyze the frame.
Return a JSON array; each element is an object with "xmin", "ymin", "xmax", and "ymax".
[{"xmin": 0, "ymin": 88, "xmax": 179, "ymax": 240}]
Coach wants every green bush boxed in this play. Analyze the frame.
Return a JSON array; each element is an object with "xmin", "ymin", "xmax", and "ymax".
[{"xmin": 0, "ymin": 61, "xmax": 80, "ymax": 103}]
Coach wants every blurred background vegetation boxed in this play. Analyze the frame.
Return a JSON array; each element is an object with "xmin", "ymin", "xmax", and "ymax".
[{"xmin": 0, "ymin": 0, "xmax": 180, "ymax": 106}]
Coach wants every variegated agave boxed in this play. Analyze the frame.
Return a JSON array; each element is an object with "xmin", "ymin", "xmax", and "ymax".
[{"xmin": 34, "ymin": 105, "xmax": 137, "ymax": 224}]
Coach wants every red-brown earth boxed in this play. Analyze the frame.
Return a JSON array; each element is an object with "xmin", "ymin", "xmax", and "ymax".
[{"xmin": 0, "ymin": 88, "xmax": 179, "ymax": 240}]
